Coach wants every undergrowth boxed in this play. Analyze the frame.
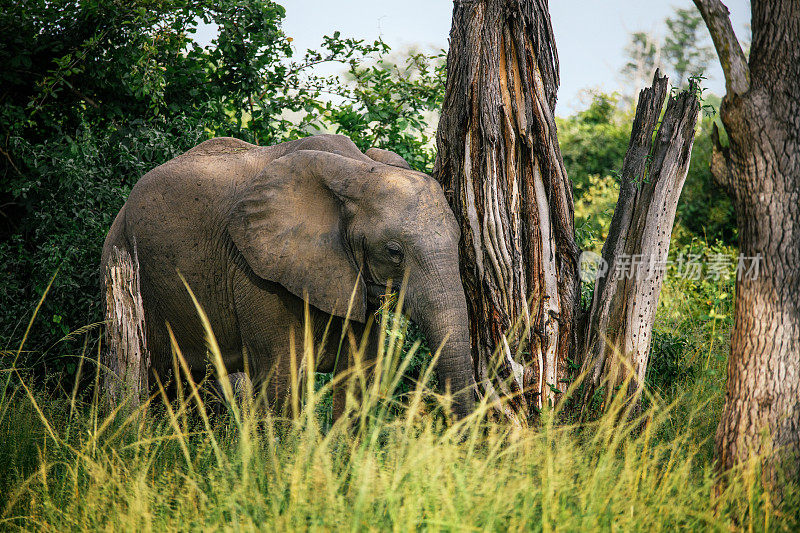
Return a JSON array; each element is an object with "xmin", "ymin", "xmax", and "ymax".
[{"xmin": 1, "ymin": 275, "xmax": 797, "ymax": 531}]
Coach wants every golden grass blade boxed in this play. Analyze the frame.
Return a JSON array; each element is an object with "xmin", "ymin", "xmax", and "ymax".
[
  {"xmin": 2, "ymin": 270, "xmax": 60, "ymax": 413},
  {"xmin": 403, "ymin": 336, "xmax": 444, "ymax": 433},
  {"xmin": 152, "ymin": 371, "xmax": 195, "ymax": 475},
  {"xmin": 13, "ymin": 269, "xmax": 58, "ymax": 365},
  {"xmin": 303, "ymin": 300, "xmax": 316, "ymax": 422},
  {"xmin": 41, "ymin": 321, "xmax": 105, "ymax": 360},
  {"xmin": 67, "ymin": 336, "xmax": 88, "ymax": 433},
  {"xmin": 12, "ymin": 370, "xmax": 60, "ymax": 444},
  {"xmin": 289, "ymin": 326, "xmax": 300, "ymax": 420},
  {"xmin": 332, "ymin": 271, "xmax": 363, "ymax": 375}
]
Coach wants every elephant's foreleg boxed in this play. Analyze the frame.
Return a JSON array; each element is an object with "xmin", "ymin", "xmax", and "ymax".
[{"xmin": 234, "ymin": 282, "xmax": 305, "ymax": 417}]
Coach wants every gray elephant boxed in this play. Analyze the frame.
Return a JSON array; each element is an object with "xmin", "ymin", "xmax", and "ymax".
[{"xmin": 102, "ymin": 134, "xmax": 475, "ymax": 418}]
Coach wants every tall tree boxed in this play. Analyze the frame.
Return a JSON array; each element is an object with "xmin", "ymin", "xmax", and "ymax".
[
  {"xmin": 663, "ymin": 8, "xmax": 716, "ymax": 86},
  {"xmin": 434, "ymin": 0, "xmax": 580, "ymax": 420},
  {"xmin": 621, "ymin": 7, "xmax": 715, "ymax": 91},
  {"xmin": 435, "ymin": 0, "xmax": 699, "ymax": 422},
  {"xmin": 693, "ymin": 0, "xmax": 800, "ymax": 485}
]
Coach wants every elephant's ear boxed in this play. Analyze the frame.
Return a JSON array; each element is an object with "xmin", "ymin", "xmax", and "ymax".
[
  {"xmin": 365, "ymin": 147, "xmax": 412, "ymax": 170},
  {"xmin": 228, "ymin": 150, "xmax": 368, "ymax": 322}
]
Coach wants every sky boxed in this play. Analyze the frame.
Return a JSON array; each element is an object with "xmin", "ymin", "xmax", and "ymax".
[{"xmin": 196, "ymin": 0, "xmax": 751, "ymax": 116}]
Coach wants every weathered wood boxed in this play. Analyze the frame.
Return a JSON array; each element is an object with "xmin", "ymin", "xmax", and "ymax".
[
  {"xmin": 435, "ymin": 0, "xmax": 705, "ymax": 425},
  {"xmin": 694, "ymin": 0, "xmax": 800, "ymax": 488},
  {"xmin": 103, "ymin": 245, "xmax": 150, "ymax": 410},
  {"xmin": 579, "ymin": 72, "xmax": 699, "ymax": 414},
  {"xmin": 435, "ymin": 0, "xmax": 580, "ymax": 422},
  {"xmin": 692, "ymin": 0, "xmax": 750, "ymax": 97}
]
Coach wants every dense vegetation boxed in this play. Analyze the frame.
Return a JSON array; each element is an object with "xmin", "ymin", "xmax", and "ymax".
[
  {"xmin": 3, "ymin": 0, "xmax": 794, "ymax": 528},
  {"xmin": 4, "ymin": 276, "xmax": 796, "ymax": 529},
  {"xmin": 0, "ymin": 0, "xmax": 444, "ymax": 365}
]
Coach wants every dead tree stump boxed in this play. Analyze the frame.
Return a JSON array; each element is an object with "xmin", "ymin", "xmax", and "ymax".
[
  {"xmin": 103, "ymin": 245, "xmax": 150, "ymax": 411},
  {"xmin": 579, "ymin": 71, "xmax": 700, "ymax": 415}
]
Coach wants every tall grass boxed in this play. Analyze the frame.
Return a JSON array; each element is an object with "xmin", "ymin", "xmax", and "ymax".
[{"xmin": 1, "ymin": 283, "xmax": 797, "ymax": 531}]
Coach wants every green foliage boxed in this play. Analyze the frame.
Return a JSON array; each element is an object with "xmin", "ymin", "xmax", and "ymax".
[
  {"xmin": 646, "ymin": 330, "xmax": 695, "ymax": 395},
  {"xmin": 573, "ymin": 173, "xmax": 619, "ymax": 252},
  {"xmin": 321, "ymin": 50, "xmax": 446, "ymax": 173},
  {"xmin": 557, "ymin": 92, "xmax": 630, "ymax": 200},
  {"xmin": 567, "ymin": 5, "xmax": 735, "ymax": 255},
  {"xmin": 1, "ymin": 119, "xmax": 207, "ymax": 358},
  {"xmin": 647, "ymin": 238, "xmax": 737, "ymax": 449},
  {"xmin": 380, "ymin": 311, "xmax": 437, "ymax": 394},
  {"xmin": 620, "ymin": 6, "xmax": 715, "ymax": 90},
  {"xmin": 0, "ymin": 0, "xmax": 444, "ymax": 359}
]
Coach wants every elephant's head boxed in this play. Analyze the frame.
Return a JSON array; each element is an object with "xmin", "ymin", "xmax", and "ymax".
[{"xmin": 228, "ymin": 147, "xmax": 475, "ymax": 418}]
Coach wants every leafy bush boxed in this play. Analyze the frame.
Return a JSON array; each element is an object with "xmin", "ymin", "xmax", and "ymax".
[
  {"xmin": 321, "ymin": 50, "xmax": 446, "ymax": 174},
  {"xmin": 0, "ymin": 118, "xmax": 209, "ymax": 366},
  {"xmin": 557, "ymin": 92, "xmax": 630, "ymax": 200},
  {"xmin": 573, "ymin": 173, "xmax": 619, "ymax": 252},
  {"xmin": 0, "ymin": 0, "xmax": 445, "ymax": 368},
  {"xmin": 646, "ymin": 330, "xmax": 695, "ymax": 394}
]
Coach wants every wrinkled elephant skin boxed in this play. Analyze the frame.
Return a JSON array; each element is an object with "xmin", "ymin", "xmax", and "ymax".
[{"xmin": 102, "ymin": 134, "xmax": 475, "ymax": 418}]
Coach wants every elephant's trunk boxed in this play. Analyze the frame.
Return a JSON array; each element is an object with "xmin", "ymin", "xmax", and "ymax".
[{"xmin": 410, "ymin": 260, "xmax": 475, "ymax": 419}]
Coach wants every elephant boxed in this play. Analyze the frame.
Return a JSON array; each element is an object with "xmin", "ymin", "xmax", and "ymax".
[{"xmin": 101, "ymin": 134, "xmax": 476, "ymax": 418}]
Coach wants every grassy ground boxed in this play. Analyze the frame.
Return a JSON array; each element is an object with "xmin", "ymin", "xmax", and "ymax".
[{"xmin": 1, "ymin": 270, "xmax": 798, "ymax": 531}]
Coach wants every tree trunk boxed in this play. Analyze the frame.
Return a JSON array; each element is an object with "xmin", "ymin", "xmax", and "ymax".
[
  {"xmin": 580, "ymin": 73, "xmax": 699, "ymax": 415},
  {"xmin": 103, "ymin": 245, "xmax": 150, "ymax": 411},
  {"xmin": 434, "ymin": 0, "xmax": 580, "ymax": 422},
  {"xmin": 694, "ymin": 0, "xmax": 800, "ymax": 486},
  {"xmin": 435, "ymin": 1, "xmax": 700, "ymax": 424}
]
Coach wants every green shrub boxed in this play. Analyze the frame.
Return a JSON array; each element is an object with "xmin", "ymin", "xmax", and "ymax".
[
  {"xmin": 647, "ymin": 330, "xmax": 695, "ymax": 394},
  {"xmin": 0, "ymin": 118, "xmax": 210, "ymax": 364},
  {"xmin": 558, "ymin": 92, "xmax": 630, "ymax": 201}
]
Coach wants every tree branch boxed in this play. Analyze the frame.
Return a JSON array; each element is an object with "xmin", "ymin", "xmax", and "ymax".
[
  {"xmin": 0, "ymin": 145, "xmax": 22, "ymax": 175},
  {"xmin": 693, "ymin": 0, "xmax": 750, "ymax": 96}
]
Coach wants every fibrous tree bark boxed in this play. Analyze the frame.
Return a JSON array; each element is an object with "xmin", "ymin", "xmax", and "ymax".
[
  {"xmin": 434, "ymin": 0, "xmax": 580, "ymax": 421},
  {"xmin": 103, "ymin": 245, "xmax": 150, "ymax": 411},
  {"xmin": 693, "ymin": 0, "xmax": 800, "ymax": 485},
  {"xmin": 434, "ymin": 0, "xmax": 699, "ymax": 423}
]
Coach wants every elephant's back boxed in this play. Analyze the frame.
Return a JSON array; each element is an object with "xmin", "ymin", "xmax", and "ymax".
[
  {"xmin": 119, "ymin": 138, "xmax": 271, "ymax": 284},
  {"xmin": 122, "ymin": 138, "xmax": 276, "ymax": 243},
  {"xmin": 128, "ymin": 138, "xmax": 262, "ymax": 207},
  {"xmin": 123, "ymin": 133, "xmax": 374, "ymax": 225},
  {"xmin": 116, "ymin": 139, "xmax": 267, "ymax": 364}
]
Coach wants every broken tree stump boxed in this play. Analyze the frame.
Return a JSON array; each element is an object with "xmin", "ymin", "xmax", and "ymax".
[
  {"xmin": 103, "ymin": 245, "xmax": 150, "ymax": 412},
  {"xmin": 579, "ymin": 71, "xmax": 700, "ymax": 416}
]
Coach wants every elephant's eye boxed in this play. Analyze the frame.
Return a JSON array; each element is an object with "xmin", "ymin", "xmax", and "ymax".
[{"xmin": 385, "ymin": 241, "xmax": 404, "ymax": 265}]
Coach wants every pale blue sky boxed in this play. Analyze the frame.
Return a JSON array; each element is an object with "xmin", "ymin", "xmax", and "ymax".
[{"xmin": 197, "ymin": 1, "xmax": 750, "ymax": 115}]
